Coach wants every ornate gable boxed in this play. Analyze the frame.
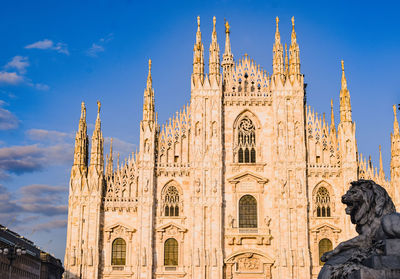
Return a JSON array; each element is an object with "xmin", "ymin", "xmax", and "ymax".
[
  {"xmin": 227, "ymin": 172, "xmax": 269, "ymax": 193},
  {"xmin": 104, "ymin": 223, "xmax": 136, "ymax": 241},
  {"xmin": 156, "ymin": 222, "xmax": 187, "ymax": 242},
  {"xmin": 310, "ymin": 223, "xmax": 341, "ymax": 243}
]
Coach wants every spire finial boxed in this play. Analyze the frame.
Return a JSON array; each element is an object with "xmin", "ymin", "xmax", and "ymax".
[
  {"xmin": 110, "ymin": 138, "xmax": 113, "ymax": 154},
  {"xmin": 146, "ymin": 59, "xmax": 152, "ymax": 89},
  {"xmin": 291, "ymin": 16, "xmax": 295, "ymax": 30},
  {"xmin": 225, "ymin": 19, "xmax": 230, "ymax": 33},
  {"xmin": 330, "ymin": 99, "xmax": 335, "ymax": 125},
  {"xmin": 341, "ymin": 60, "xmax": 348, "ymax": 90},
  {"xmin": 379, "ymin": 145, "xmax": 383, "ymax": 170},
  {"xmin": 394, "ymin": 104, "xmax": 399, "ymax": 135},
  {"xmin": 80, "ymin": 101, "xmax": 86, "ymax": 119},
  {"xmin": 273, "ymin": 16, "xmax": 283, "ymax": 76},
  {"xmin": 222, "ymin": 18, "xmax": 233, "ymax": 77},
  {"xmin": 148, "ymin": 59, "xmax": 152, "ymax": 73},
  {"xmin": 211, "ymin": 16, "xmax": 217, "ymax": 41},
  {"xmin": 213, "ymin": 16, "xmax": 216, "ymax": 30},
  {"xmin": 197, "ymin": 16, "xmax": 200, "ymax": 29},
  {"xmin": 97, "ymin": 100, "xmax": 101, "ymax": 115}
]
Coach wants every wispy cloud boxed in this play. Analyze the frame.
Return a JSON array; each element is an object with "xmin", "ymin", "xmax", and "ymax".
[
  {"xmin": 0, "ymin": 71, "xmax": 24, "ymax": 85},
  {"xmin": 34, "ymin": 83, "xmax": 50, "ymax": 91},
  {"xmin": 0, "ymin": 100, "xmax": 19, "ymax": 130},
  {"xmin": 18, "ymin": 184, "xmax": 68, "ymax": 216},
  {"xmin": 26, "ymin": 129, "xmax": 73, "ymax": 143},
  {"xmin": 0, "ymin": 184, "xmax": 68, "ymax": 233},
  {"xmin": 87, "ymin": 43, "xmax": 105, "ymax": 57},
  {"xmin": 5, "ymin": 56, "xmax": 29, "ymax": 74},
  {"xmin": 25, "ymin": 39, "xmax": 69, "ymax": 55},
  {"xmin": 0, "ymin": 56, "xmax": 49, "ymax": 90},
  {"xmin": 32, "ymin": 219, "xmax": 67, "ymax": 232},
  {"xmin": 86, "ymin": 33, "xmax": 113, "ymax": 57},
  {"xmin": 0, "ymin": 143, "xmax": 73, "ymax": 178}
]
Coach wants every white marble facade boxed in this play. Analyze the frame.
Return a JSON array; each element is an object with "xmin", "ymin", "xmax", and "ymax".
[{"xmin": 63, "ymin": 16, "xmax": 400, "ymax": 279}]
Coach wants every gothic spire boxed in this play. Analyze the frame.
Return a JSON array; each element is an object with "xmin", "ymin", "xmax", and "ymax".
[
  {"xmin": 143, "ymin": 59, "xmax": 155, "ymax": 121},
  {"xmin": 379, "ymin": 145, "xmax": 385, "ymax": 178},
  {"xmin": 391, "ymin": 104, "xmax": 400, "ymax": 185},
  {"xmin": 222, "ymin": 19, "xmax": 234, "ymax": 79},
  {"xmin": 339, "ymin": 60, "xmax": 352, "ymax": 122},
  {"xmin": 90, "ymin": 101, "xmax": 104, "ymax": 169},
  {"xmin": 209, "ymin": 16, "xmax": 220, "ymax": 82},
  {"xmin": 330, "ymin": 99, "xmax": 337, "ymax": 135},
  {"xmin": 105, "ymin": 138, "xmax": 113, "ymax": 177},
  {"xmin": 192, "ymin": 16, "xmax": 204, "ymax": 84},
  {"xmin": 284, "ymin": 43, "xmax": 288, "ymax": 75},
  {"xmin": 394, "ymin": 104, "xmax": 399, "ymax": 136},
  {"xmin": 272, "ymin": 17, "xmax": 284, "ymax": 76},
  {"xmin": 73, "ymin": 102, "xmax": 88, "ymax": 168},
  {"xmin": 289, "ymin": 16, "xmax": 301, "ymax": 76}
]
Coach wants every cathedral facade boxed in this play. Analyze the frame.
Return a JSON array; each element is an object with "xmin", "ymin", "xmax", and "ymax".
[{"xmin": 63, "ymin": 16, "xmax": 400, "ymax": 279}]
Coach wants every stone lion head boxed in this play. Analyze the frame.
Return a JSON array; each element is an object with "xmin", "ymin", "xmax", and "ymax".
[{"xmin": 342, "ymin": 180, "xmax": 395, "ymax": 230}]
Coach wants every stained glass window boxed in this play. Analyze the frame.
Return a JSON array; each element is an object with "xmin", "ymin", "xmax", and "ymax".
[
  {"xmin": 164, "ymin": 186, "xmax": 180, "ymax": 217},
  {"xmin": 164, "ymin": 238, "xmax": 178, "ymax": 266},
  {"xmin": 319, "ymin": 238, "xmax": 332, "ymax": 266},
  {"xmin": 316, "ymin": 187, "xmax": 331, "ymax": 217},
  {"xmin": 112, "ymin": 238, "xmax": 126, "ymax": 265},
  {"xmin": 239, "ymin": 195, "xmax": 257, "ymax": 228},
  {"xmin": 237, "ymin": 117, "xmax": 256, "ymax": 163}
]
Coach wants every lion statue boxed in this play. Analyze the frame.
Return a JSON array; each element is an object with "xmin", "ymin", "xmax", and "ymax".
[{"xmin": 318, "ymin": 180, "xmax": 400, "ymax": 279}]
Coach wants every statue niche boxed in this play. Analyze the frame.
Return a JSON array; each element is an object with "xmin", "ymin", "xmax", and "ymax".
[{"xmin": 318, "ymin": 180, "xmax": 400, "ymax": 279}]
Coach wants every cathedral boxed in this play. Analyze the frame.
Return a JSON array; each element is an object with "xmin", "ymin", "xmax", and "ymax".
[{"xmin": 63, "ymin": 16, "xmax": 400, "ymax": 279}]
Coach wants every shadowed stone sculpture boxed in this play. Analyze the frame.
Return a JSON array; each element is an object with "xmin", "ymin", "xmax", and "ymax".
[{"xmin": 318, "ymin": 180, "xmax": 400, "ymax": 279}]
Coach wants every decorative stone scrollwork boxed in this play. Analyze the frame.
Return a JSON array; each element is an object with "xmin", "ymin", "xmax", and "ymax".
[
  {"xmin": 225, "ymin": 251, "xmax": 274, "ymax": 279},
  {"xmin": 156, "ymin": 222, "xmax": 187, "ymax": 242},
  {"xmin": 104, "ymin": 223, "xmax": 136, "ymax": 242},
  {"xmin": 237, "ymin": 253, "xmax": 260, "ymax": 271}
]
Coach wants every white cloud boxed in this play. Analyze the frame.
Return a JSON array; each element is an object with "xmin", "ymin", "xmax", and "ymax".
[
  {"xmin": 26, "ymin": 129, "xmax": 72, "ymax": 142},
  {"xmin": 0, "ymin": 184, "xmax": 68, "ymax": 233},
  {"xmin": 25, "ymin": 39, "xmax": 69, "ymax": 55},
  {"xmin": 52, "ymin": 42, "xmax": 69, "ymax": 55},
  {"xmin": 32, "ymin": 219, "xmax": 67, "ymax": 232},
  {"xmin": 86, "ymin": 43, "xmax": 105, "ymax": 57},
  {"xmin": 0, "ymin": 71, "xmax": 24, "ymax": 85},
  {"xmin": 35, "ymin": 83, "xmax": 50, "ymax": 91},
  {"xmin": 25, "ymin": 39, "xmax": 53, "ymax": 49},
  {"xmin": 5, "ymin": 56, "xmax": 29, "ymax": 74},
  {"xmin": 0, "ymin": 143, "xmax": 73, "ymax": 177},
  {"xmin": 0, "ymin": 101, "xmax": 19, "ymax": 130},
  {"xmin": 86, "ymin": 33, "xmax": 113, "ymax": 57}
]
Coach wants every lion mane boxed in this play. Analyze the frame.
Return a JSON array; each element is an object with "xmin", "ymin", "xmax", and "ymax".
[
  {"xmin": 318, "ymin": 180, "xmax": 400, "ymax": 279},
  {"xmin": 344, "ymin": 180, "xmax": 395, "ymax": 234}
]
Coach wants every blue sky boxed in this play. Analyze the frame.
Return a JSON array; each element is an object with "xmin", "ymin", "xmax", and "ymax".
[{"xmin": 0, "ymin": 0, "xmax": 399, "ymax": 260}]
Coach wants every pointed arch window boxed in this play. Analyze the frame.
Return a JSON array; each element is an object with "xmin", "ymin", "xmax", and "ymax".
[
  {"xmin": 164, "ymin": 238, "xmax": 178, "ymax": 266},
  {"xmin": 239, "ymin": 195, "xmax": 257, "ymax": 228},
  {"xmin": 111, "ymin": 238, "xmax": 126, "ymax": 265},
  {"xmin": 237, "ymin": 117, "xmax": 256, "ymax": 163},
  {"xmin": 163, "ymin": 185, "xmax": 180, "ymax": 217},
  {"xmin": 316, "ymin": 187, "xmax": 331, "ymax": 217},
  {"xmin": 319, "ymin": 238, "xmax": 332, "ymax": 266}
]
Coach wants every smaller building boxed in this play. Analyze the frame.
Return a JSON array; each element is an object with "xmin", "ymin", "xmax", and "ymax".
[{"xmin": 0, "ymin": 224, "xmax": 64, "ymax": 279}]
